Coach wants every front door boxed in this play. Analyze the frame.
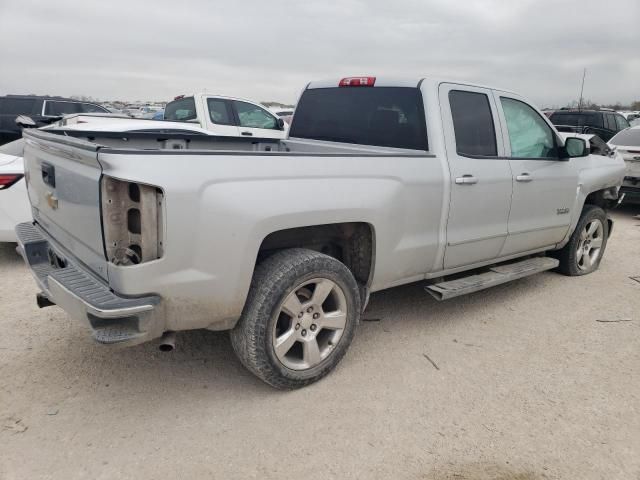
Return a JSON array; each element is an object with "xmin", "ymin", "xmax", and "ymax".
[
  {"xmin": 493, "ymin": 93, "xmax": 580, "ymax": 256},
  {"xmin": 439, "ymin": 84, "xmax": 513, "ymax": 269},
  {"xmin": 231, "ymin": 100, "xmax": 286, "ymax": 139}
]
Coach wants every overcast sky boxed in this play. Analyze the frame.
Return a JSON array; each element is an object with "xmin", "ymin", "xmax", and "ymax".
[{"xmin": 1, "ymin": 0, "xmax": 638, "ymax": 107}]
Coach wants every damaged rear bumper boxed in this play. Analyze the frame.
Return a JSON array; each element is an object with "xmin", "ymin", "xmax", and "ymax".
[{"xmin": 15, "ymin": 221, "xmax": 162, "ymax": 346}]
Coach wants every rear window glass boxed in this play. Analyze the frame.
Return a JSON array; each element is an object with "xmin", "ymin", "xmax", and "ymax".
[
  {"xmin": 610, "ymin": 128, "xmax": 640, "ymax": 146},
  {"xmin": 550, "ymin": 113, "xmax": 603, "ymax": 128},
  {"xmin": 290, "ymin": 87, "xmax": 428, "ymax": 150},
  {"xmin": 0, "ymin": 98, "xmax": 39, "ymax": 115},
  {"xmin": 44, "ymin": 101, "xmax": 82, "ymax": 116},
  {"xmin": 449, "ymin": 90, "xmax": 497, "ymax": 157},
  {"xmin": 164, "ymin": 97, "xmax": 197, "ymax": 121}
]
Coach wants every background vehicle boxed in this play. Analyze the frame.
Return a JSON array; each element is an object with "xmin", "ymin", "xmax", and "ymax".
[
  {"xmin": 550, "ymin": 109, "xmax": 630, "ymax": 141},
  {"xmin": 558, "ymin": 132, "xmax": 612, "ymax": 156},
  {"xmin": 16, "ymin": 77, "xmax": 624, "ymax": 388},
  {"xmin": 0, "ymin": 140, "xmax": 29, "ymax": 242},
  {"xmin": 609, "ymin": 125, "xmax": 640, "ymax": 203},
  {"xmin": 164, "ymin": 94, "xmax": 288, "ymax": 139},
  {"xmin": 0, "ymin": 112, "xmax": 255, "ymax": 241},
  {"xmin": 0, "ymin": 95, "xmax": 109, "ymax": 145}
]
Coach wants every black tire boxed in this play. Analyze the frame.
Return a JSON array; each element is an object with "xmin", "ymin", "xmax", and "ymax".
[
  {"xmin": 554, "ymin": 205, "xmax": 609, "ymax": 276},
  {"xmin": 230, "ymin": 248, "xmax": 361, "ymax": 389}
]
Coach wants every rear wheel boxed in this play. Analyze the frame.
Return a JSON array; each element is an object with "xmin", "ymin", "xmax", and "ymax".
[
  {"xmin": 230, "ymin": 248, "xmax": 361, "ymax": 389},
  {"xmin": 554, "ymin": 205, "xmax": 609, "ymax": 276}
]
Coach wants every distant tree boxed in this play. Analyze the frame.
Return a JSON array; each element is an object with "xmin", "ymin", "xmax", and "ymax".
[{"xmin": 632, "ymin": 100, "xmax": 640, "ymax": 110}]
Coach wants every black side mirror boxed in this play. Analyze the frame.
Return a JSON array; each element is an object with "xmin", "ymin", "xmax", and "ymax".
[
  {"xmin": 276, "ymin": 117, "xmax": 285, "ymax": 130},
  {"xmin": 15, "ymin": 115, "xmax": 37, "ymax": 128},
  {"xmin": 562, "ymin": 137, "xmax": 588, "ymax": 158}
]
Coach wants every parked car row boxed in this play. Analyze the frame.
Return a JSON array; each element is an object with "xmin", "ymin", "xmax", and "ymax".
[{"xmin": 549, "ymin": 109, "xmax": 630, "ymax": 142}]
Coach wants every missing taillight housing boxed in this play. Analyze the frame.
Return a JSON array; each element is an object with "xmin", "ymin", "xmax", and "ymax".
[{"xmin": 101, "ymin": 176, "xmax": 164, "ymax": 265}]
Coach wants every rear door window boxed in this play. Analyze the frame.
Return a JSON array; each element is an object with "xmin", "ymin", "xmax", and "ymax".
[
  {"xmin": 604, "ymin": 114, "xmax": 615, "ymax": 131},
  {"xmin": 500, "ymin": 97, "xmax": 557, "ymax": 158},
  {"xmin": 44, "ymin": 101, "xmax": 83, "ymax": 116},
  {"xmin": 164, "ymin": 97, "xmax": 197, "ymax": 121},
  {"xmin": 615, "ymin": 114, "xmax": 630, "ymax": 131},
  {"xmin": 449, "ymin": 90, "xmax": 497, "ymax": 156},
  {"xmin": 290, "ymin": 87, "xmax": 428, "ymax": 150},
  {"xmin": 207, "ymin": 98, "xmax": 234, "ymax": 125},
  {"xmin": 0, "ymin": 98, "xmax": 39, "ymax": 115}
]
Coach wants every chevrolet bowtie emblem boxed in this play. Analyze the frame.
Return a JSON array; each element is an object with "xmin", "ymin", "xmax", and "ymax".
[{"xmin": 46, "ymin": 191, "xmax": 58, "ymax": 210}]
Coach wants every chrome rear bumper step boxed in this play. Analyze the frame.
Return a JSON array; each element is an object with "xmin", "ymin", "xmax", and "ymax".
[{"xmin": 426, "ymin": 257, "xmax": 559, "ymax": 301}]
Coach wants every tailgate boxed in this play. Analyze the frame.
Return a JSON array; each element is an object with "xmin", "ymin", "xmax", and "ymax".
[{"xmin": 23, "ymin": 129, "xmax": 108, "ymax": 280}]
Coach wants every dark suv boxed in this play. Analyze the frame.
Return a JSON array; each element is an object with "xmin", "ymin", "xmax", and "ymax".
[
  {"xmin": 549, "ymin": 109, "xmax": 630, "ymax": 142},
  {"xmin": 0, "ymin": 95, "xmax": 108, "ymax": 145}
]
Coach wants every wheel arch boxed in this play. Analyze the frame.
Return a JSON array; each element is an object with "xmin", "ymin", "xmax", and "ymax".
[{"xmin": 256, "ymin": 222, "xmax": 376, "ymax": 305}]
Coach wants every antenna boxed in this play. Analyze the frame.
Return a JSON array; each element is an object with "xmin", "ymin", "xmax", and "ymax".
[{"xmin": 578, "ymin": 68, "xmax": 586, "ymax": 111}]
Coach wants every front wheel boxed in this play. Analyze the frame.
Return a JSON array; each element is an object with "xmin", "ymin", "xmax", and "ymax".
[
  {"xmin": 554, "ymin": 205, "xmax": 609, "ymax": 276},
  {"xmin": 230, "ymin": 248, "xmax": 361, "ymax": 389}
]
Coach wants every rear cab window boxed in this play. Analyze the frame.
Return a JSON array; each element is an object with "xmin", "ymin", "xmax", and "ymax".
[
  {"xmin": 290, "ymin": 86, "xmax": 428, "ymax": 150},
  {"xmin": 164, "ymin": 97, "xmax": 197, "ymax": 121}
]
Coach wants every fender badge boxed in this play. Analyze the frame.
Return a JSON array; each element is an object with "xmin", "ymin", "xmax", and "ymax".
[
  {"xmin": 557, "ymin": 208, "xmax": 569, "ymax": 215},
  {"xmin": 46, "ymin": 191, "xmax": 58, "ymax": 210}
]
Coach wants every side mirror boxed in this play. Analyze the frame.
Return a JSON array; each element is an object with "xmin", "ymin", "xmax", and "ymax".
[
  {"xmin": 276, "ymin": 117, "xmax": 285, "ymax": 130},
  {"xmin": 563, "ymin": 137, "xmax": 588, "ymax": 158},
  {"xmin": 15, "ymin": 115, "xmax": 37, "ymax": 128}
]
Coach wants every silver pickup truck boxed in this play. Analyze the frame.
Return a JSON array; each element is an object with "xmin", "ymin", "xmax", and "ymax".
[{"xmin": 16, "ymin": 76, "xmax": 624, "ymax": 388}]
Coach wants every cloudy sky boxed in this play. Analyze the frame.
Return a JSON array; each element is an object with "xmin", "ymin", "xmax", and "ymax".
[{"xmin": 1, "ymin": 0, "xmax": 638, "ymax": 107}]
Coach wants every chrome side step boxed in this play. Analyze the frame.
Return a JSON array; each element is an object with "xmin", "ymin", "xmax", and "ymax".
[{"xmin": 425, "ymin": 257, "xmax": 559, "ymax": 301}]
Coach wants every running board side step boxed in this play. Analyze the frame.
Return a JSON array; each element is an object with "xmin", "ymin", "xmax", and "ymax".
[{"xmin": 425, "ymin": 257, "xmax": 559, "ymax": 301}]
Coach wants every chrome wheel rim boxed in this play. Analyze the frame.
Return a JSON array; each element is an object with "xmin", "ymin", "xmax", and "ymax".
[
  {"xmin": 272, "ymin": 278, "xmax": 348, "ymax": 371},
  {"xmin": 576, "ymin": 219, "xmax": 604, "ymax": 271}
]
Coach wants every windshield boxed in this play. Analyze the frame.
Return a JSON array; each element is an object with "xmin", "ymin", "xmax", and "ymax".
[
  {"xmin": 610, "ymin": 128, "xmax": 640, "ymax": 146},
  {"xmin": 290, "ymin": 87, "xmax": 428, "ymax": 150}
]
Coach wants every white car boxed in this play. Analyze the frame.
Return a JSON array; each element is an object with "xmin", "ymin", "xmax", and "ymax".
[
  {"xmin": 608, "ymin": 126, "xmax": 640, "ymax": 203},
  {"xmin": 0, "ymin": 140, "xmax": 30, "ymax": 242},
  {"xmin": 164, "ymin": 94, "xmax": 288, "ymax": 139}
]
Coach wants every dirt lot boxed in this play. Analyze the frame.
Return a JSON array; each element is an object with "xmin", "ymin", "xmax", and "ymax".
[{"xmin": 1, "ymin": 208, "xmax": 639, "ymax": 480}]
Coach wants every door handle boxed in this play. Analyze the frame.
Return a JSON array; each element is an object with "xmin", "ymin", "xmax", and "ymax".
[
  {"xmin": 455, "ymin": 175, "xmax": 478, "ymax": 185},
  {"xmin": 516, "ymin": 173, "xmax": 533, "ymax": 182},
  {"xmin": 241, "ymin": 131, "xmax": 253, "ymax": 136}
]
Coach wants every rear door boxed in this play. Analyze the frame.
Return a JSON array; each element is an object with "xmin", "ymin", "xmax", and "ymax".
[
  {"xmin": 493, "ymin": 93, "xmax": 579, "ymax": 256},
  {"xmin": 201, "ymin": 97, "xmax": 241, "ymax": 137},
  {"xmin": 439, "ymin": 84, "xmax": 513, "ymax": 269},
  {"xmin": 23, "ymin": 129, "xmax": 108, "ymax": 279},
  {"xmin": 231, "ymin": 100, "xmax": 285, "ymax": 139}
]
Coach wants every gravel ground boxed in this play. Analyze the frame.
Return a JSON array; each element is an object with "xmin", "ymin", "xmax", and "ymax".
[{"xmin": 1, "ymin": 208, "xmax": 639, "ymax": 480}]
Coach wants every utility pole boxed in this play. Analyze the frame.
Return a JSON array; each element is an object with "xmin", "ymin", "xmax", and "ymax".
[{"xmin": 578, "ymin": 68, "xmax": 586, "ymax": 111}]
